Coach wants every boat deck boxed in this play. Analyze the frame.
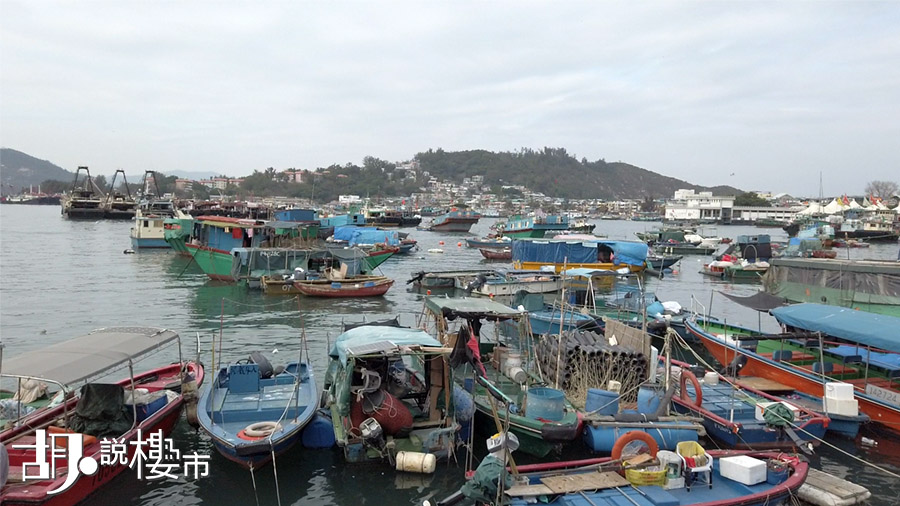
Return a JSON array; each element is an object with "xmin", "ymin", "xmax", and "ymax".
[{"xmin": 509, "ymin": 460, "xmax": 798, "ymax": 505}]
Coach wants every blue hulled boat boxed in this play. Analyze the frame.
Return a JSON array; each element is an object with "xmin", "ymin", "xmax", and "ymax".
[
  {"xmin": 198, "ymin": 352, "xmax": 317, "ymax": 468},
  {"xmin": 670, "ymin": 363, "xmax": 828, "ymax": 450}
]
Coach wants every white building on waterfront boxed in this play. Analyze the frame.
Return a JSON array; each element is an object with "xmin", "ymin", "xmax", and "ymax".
[{"xmin": 664, "ymin": 189, "xmax": 735, "ymax": 222}]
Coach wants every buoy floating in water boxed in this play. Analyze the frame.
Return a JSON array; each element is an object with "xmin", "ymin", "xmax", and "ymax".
[
  {"xmin": 427, "ymin": 248, "xmax": 444, "ymax": 254},
  {"xmin": 438, "ymin": 241, "xmax": 444, "ymax": 245},
  {"xmin": 457, "ymin": 242, "xmax": 462, "ymax": 247},
  {"xmin": 123, "ymin": 249, "xmax": 135, "ymax": 254}
]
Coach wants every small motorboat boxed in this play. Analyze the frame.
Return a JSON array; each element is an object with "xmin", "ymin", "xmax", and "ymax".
[
  {"xmin": 197, "ymin": 351, "xmax": 317, "ymax": 468},
  {"xmin": 293, "ymin": 275, "xmax": 394, "ymax": 297}
]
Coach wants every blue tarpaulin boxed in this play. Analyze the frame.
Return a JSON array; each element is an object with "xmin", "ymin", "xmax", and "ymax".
[
  {"xmin": 512, "ymin": 239, "xmax": 648, "ymax": 267},
  {"xmin": 333, "ymin": 226, "xmax": 399, "ymax": 246},
  {"xmin": 770, "ymin": 303, "xmax": 900, "ymax": 352}
]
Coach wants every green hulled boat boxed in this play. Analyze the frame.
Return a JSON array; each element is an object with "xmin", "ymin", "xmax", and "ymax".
[
  {"xmin": 422, "ymin": 297, "xmax": 582, "ymax": 457},
  {"xmin": 163, "ymin": 216, "xmax": 195, "ymax": 256}
]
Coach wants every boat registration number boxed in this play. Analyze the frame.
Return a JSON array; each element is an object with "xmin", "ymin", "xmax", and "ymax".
[{"xmin": 866, "ymin": 384, "xmax": 900, "ymax": 407}]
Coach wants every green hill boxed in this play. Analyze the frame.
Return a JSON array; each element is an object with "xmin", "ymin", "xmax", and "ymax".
[
  {"xmin": 0, "ymin": 148, "xmax": 73, "ymax": 193},
  {"xmin": 414, "ymin": 147, "xmax": 740, "ymax": 200}
]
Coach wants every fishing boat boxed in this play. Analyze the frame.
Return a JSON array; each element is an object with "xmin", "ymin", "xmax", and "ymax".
[
  {"xmin": 1, "ymin": 327, "xmax": 200, "ymax": 505},
  {"xmin": 322, "ymin": 325, "xmax": 459, "ymax": 465},
  {"xmin": 435, "ymin": 448, "xmax": 809, "ymax": 506},
  {"xmin": 669, "ymin": 362, "xmax": 828, "ymax": 450},
  {"xmin": 495, "ymin": 214, "xmax": 569, "ymax": 239},
  {"xmin": 163, "ymin": 215, "xmax": 196, "ymax": 256},
  {"xmin": 655, "ymin": 243, "xmax": 718, "ymax": 256},
  {"xmin": 60, "ymin": 166, "xmax": 105, "ymax": 219},
  {"xmin": 407, "ymin": 269, "xmax": 497, "ymax": 289},
  {"xmin": 460, "ymin": 270, "xmax": 563, "ymax": 297},
  {"xmin": 293, "ymin": 274, "xmax": 394, "ymax": 297},
  {"xmin": 479, "ymin": 248, "xmax": 512, "ymax": 260},
  {"xmin": 197, "ymin": 350, "xmax": 316, "ymax": 468},
  {"xmin": 422, "ymin": 297, "xmax": 583, "ymax": 457},
  {"xmin": 131, "ymin": 199, "xmax": 191, "ymax": 249},
  {"xmin": 645, "ymin": 254, "xmax": 683, "ymax": 270},
  {"xmin": 686, "ymin": 304, "xmax": 900, "ymax": 433},
  {"xmin": 567, "ymin": 217, "xmax": 595, "ymax": 234},
  {"xmin": 423, "ymin": 209, "xmax": 481, "ymax": 233},
  {"xmin": 102, "ymin": 169, "xmax": 136, "ymax": 220},
  {"xmin": 466, "ymin": 237, "xmax": 512, "ymax": 249},
  {"xmin": 732, "ymin": 377, "xmax": 870, "ymax": 438},
  {"xmin": 512, "ymin": 238, "xmax": 648, "ymax": 274}
]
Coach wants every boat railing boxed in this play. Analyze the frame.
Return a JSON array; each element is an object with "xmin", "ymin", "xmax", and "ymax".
[{"xmin": 689, "ymin": 295, "xmax": 707, "ymax": 328}]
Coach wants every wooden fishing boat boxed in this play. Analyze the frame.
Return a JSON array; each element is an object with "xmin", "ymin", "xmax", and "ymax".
[
  {"xmin": 197, "ymin": 352, "xmax": 317, "ymax": 468},
  {"xmin": 293, "ymin": 276, "xmax": 394, "ymax": 297},
  {"xmin": 686, "ymin": 304, "xmax": 900, "ymax": 433},
  {"xmin": 479, "ymin": 248, "xmax": 512, "ymax": 260},
  {"xmin": 669, "ymin": 362, "xmax": 828, "ymax": 450},
  {"xmin": 436, "ymin": 449, "xmax": 809, "ymax": 506},
  {"xmin": 646, "ymin": 254, "xmax": 683, "ymax": 270},
  {"xmin": 512, "ymin": 238, "xmax": 648, "ymax": 274},
  {"xmin": 422, "ymin": 297, "xmax": 583, "ymax": 458},
  {"xmin": 1, "ymin": 327, "xmax": 201, "ymax": 506},
  {"xmin": 323, "ymin": 325, "xmax": 459, "ymax": 465}
]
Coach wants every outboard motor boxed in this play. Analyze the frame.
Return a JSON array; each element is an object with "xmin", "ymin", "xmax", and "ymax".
[{"xmin": 464, "ymin": 274, "xmax": 487, "ymax": 294}]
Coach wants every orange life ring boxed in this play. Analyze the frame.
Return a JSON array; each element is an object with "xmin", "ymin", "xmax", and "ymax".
[
  {"xmin": 679, "ymin": 369, "xmax": 703, "ymax": 408},
  {"xmin": 611, "ymin": 431, "xmax": 659, "ymax": 461}
]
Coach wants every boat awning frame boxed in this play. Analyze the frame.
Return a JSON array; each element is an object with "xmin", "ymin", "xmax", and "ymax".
[{"xmin": 1, "ymin": 327, "xmax": 181, "ymax": 390}]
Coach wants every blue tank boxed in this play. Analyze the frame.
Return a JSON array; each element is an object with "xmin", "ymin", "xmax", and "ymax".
[
  {"xmin": 637, "ymin": 384, "xmax": 666, "ymax": 414},
  {"xmin": 453, "ymin": 383, "xmax": 475, "ymax": 422},
  {"xmin": 583, "ymin": 422, "xmax": 699, "ymax": 453},
  {"xmin": 302, "ymin": 413, "xmax": 336, "ymax": 449},
  {"xmin": 585, "ymin": 389, "xmax": 619, "ymax": 415}
]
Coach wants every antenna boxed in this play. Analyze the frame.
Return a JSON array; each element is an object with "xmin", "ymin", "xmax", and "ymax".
[{"xmin": 819, "ymin": 172, "xmax": 823, "ymax": 200}]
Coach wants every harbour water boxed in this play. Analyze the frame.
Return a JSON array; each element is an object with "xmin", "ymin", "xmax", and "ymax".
[{"xmin": 1, "ymin": 204, "xmax": 899, "ymax": 505}]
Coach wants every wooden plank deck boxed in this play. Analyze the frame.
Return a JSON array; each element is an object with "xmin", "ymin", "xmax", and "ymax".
[
  {"xmin": 736, "ymin": 376, "xmax": 795, "ymax": 393},
  {"xmin": 539, "ymin": 471, "xmax": 630, "ymax": 494}
]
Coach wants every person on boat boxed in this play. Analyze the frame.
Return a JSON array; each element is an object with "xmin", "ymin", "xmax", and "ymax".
[{"xmin": 461, "ymin": 432, "xmax": 519, "ymax": 505}]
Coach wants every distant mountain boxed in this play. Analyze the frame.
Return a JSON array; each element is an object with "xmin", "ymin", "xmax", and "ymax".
[
  {"xmin": 0, "ymin": 148, "xmax": 73, "ymax": 193},
  {"xmin": 414, "ymin": 147, "xmax": 741, "ymax": 200}
]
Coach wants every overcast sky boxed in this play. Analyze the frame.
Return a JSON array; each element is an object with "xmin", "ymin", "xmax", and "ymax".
[{"xmin": 2, "ymin": 2, "xmax": 898, "ymax": 197}]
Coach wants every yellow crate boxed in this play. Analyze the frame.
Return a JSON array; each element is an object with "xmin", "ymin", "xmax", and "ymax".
[{"xmin": 625, "ymin": 468, "xmax": 667, "ymax": 486}]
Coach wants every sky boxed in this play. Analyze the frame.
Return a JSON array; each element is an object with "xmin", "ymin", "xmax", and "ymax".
[{"xmin": 1, "ymin": 2, "xmax": 898, "ymax": 197}]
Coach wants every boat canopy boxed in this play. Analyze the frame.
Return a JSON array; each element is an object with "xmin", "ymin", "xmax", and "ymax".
[
  {"xmin": 196, "ymin": 215, "xmax": 265, "ymax": 228},
  {"xmin": 719, "ymin": 291, "xmax": 789, "ymax": 312},
  {"xmin": 425, "ymin": 296, "xmax": 524, "ymax": 321},
  {"xmin": 512, "ymin": 238, "xmax": 648, "ymax": 267},
  {"xmin": 329, "ymin": 326, "xmax": 442, "ymax": 365},
  {"xmin": 333, "ymin": 226, "xmax": 400, "ymax": 246},
  {"xmin": 770, "ymin": 304, "xmax": 900, "ymax": 352},
  {"xmin": 1, "ymin": 327, "xmax": 180, "ymax": 387}
]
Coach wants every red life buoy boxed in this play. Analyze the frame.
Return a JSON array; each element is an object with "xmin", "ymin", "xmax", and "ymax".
[
  {"xmin": 611, "ymin": 431, "xmax": 659, "ymax": 461},
  {"xmin": 679, "ymin": 370, "xmax": 703, "ymax": 407}
]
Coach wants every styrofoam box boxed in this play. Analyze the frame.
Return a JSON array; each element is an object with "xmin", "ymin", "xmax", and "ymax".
[
  {"xmin": 824, "ymin": 396, "xmax": 859, "ymax": 417},
  {"xmin": 825, "ymin": 382, "xmax": 855, "ymax": 401},
  {"xmin": 720, "ymin": 455, "xmax": 767, "ymax": 485},
  {"xmin": 754, "ymin": 401, "xmax": 801, "ymax": 422},
  {"xmin": 663, "ymin": 477, "xmax": 685, "ymax": 490}
]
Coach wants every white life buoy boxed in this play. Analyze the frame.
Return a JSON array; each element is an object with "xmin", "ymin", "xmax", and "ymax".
[{"xmin": 240, "ymin": 421, "xmax": 283, "ymax": 439}]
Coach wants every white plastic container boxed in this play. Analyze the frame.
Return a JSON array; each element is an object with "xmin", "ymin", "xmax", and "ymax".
[
  {"xmin": 505, "ymin": 366, "xmax": 527, "ymax": 384},
  {"xmin": 825, "ymin": 382, "xmax": 855, "ymax": 401},
  {"xmin": 754, "ymin": 401, "xmax": 800, "ymax": 422},
  {"xmin": 395, "ymin": 451, "xmax": 437, "ymax": 474},
  {"xmin": 824, "ymin": 397, "xmax": 859, "ymax": 417},
  {"xmin": 719, "ymin": 455, "xmax": 766, "ymax": 485},
  {"xmin": 703, "ymin": 371, "xmax": 719, "ymax": 385},
  {"xmin": 648, "ymin": 346, "xmax": 659, "ymax": 383},
  {"xmin": 607, "ymin": 380, "xmax": 622, "ymax": 393}
]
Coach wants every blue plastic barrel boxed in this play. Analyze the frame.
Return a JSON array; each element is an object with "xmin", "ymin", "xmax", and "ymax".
[
  {"xmin": 302, "ymin": 413, "xmax": 337, "ymax": 449},
  {"xmin": 585, "ymin": 389, "xmax": 619, "ymax": 415},
  {"xmin": 637, "ymin": 384, "xmax": 665, "ymax": 414},
  {"xmin": 452, "ymin": 384, "xmax": 475, "ymax": 422},
  {"xmin": 526, "ymin": 387, "xmax": 565, "ymax": 421},
  {"xmin": 583, "ymin": 423, "xmax": 699, "ymax": 453}
]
